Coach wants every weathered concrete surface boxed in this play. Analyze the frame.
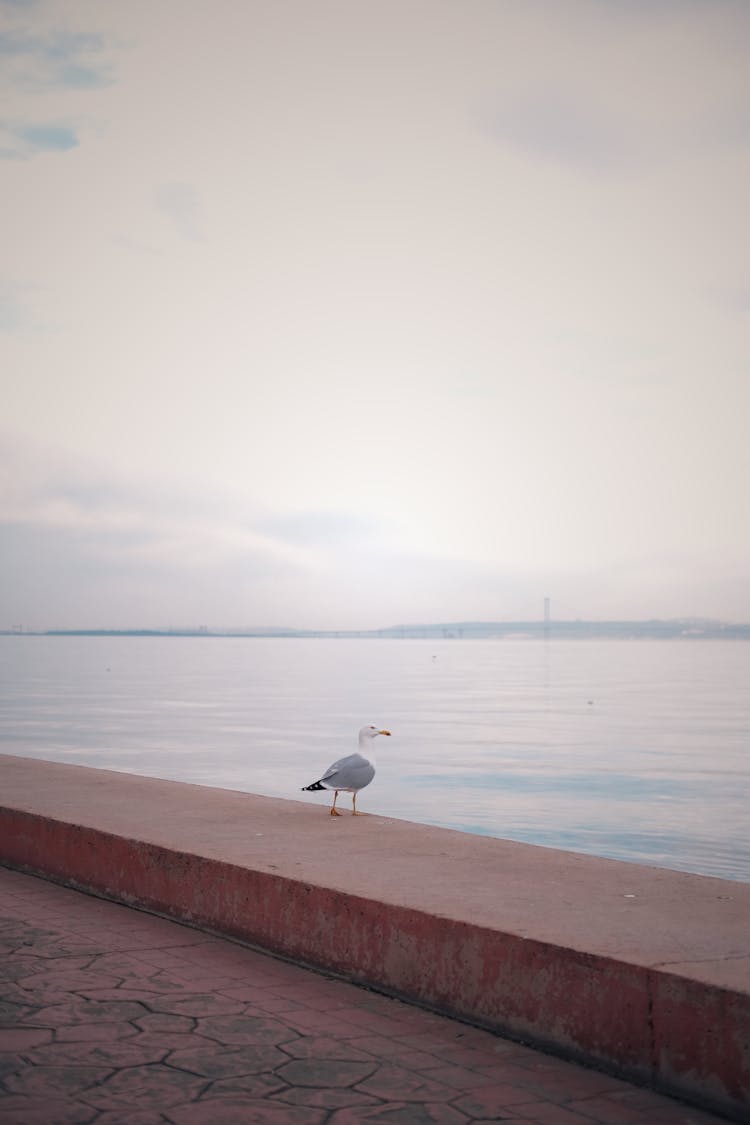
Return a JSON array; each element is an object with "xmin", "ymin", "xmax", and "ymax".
[{"xmin": 1, "ymin": 753, "xmax": 749, "ymax": 1122}]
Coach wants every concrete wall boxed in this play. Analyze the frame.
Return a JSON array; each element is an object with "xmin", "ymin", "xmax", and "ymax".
[{"xmin": 1, "ymin": 755, "xmax": 748, "ymax": 1122}]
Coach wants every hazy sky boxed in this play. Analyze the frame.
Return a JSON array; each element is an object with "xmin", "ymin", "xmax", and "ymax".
[{"xmin": 2, "ymin": 0, "xmax": 749, "ymax": 630}]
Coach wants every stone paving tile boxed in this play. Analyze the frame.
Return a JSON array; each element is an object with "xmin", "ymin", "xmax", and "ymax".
[
  {"xmin": 96, "ymin": 1112, "xmax": 168, "ymax": 1125},
  {"xmin": 0, "ymin": 1054, "xmax": 24, "ymax": 1082},
  {"xmin": 124, "ymin": 1031, "xmax": 202, "ymax": 1056},
  {"xmin": 133, "ymin": 1011, "xmax": 196, "ymax": 1035},
  {"xmin": 0, "ymin": 1096, "xmax": 98, "ymax": 1123},
  {"xmin": 156, "ymin": 972, "xmax": 242, "ymax": 993},
  {"xmin": 429, "ymin": 1042, "xmax": 527, "ymax": 1069},
  {"xmin": 280, "ymin": 1006, "xmax": 373, "ymax": 1037},
  {"xmin": 53, "ymin": 1021, "xmax": 141, "ymax": 1043},
  {"xmin": 167, "ymin": 1042, "xmax": 290, "ymax": 1077},
  {"xmin": 420, "ymin": 1063, "xmax": 515, "ymax": 1091},
  {"xmin": 216, "ymin": 981, "xmax": 290, "ymax": 1004},
  {"xmin": 0, "ymin": 961, "xmax": 38, "ymax": 983},
  {"xmin": 451, "ymin": 1081, "xmax": 540, "ymax": 1116},
  {"xmin": 18, "ymin": 997, "xmax": 151, "ymax": 1026},
  {"xmin": 145, "ymin": 993, "xmax": 246, "ymax": 1018},
  {"xmin": 0, "ymin": 978, "xmax": 36, "ymax": 1002},
  {"xmin": 507, "ymin": 1103, "xmax": 603, "ymax": 1124},
  {"xmin": 166, "ymin": 1099, "xmax": 327, "ymax": 1123},
  {"xmin": 357, "ymin": 1063, "xmax": 460, "ymax": 1103},
  {"xmin": 0, "ymin": 1026, "xmax": 52, "ymax": 1050},
  {"xmin": 337, "ymin": 1007, "xmax": 435, "ymax": 1038},
  {"xmin": 195, "ymin": 1012, "xmax": 294, "ymax": 1046},
  {"xmin": 273, "ymin": 1084, "xmax": 382, "ymax": 1109},
  {"xmin": 349, "ymin": 1034, "xmax": 445, "ymax": 1070},
  {"xmin": 0, "ymin": 867, "xmax": 735, "ymax": 1125},
  {"xmin": 566, "ymin": 1094, "xmax": 724, "ymax": 1125},
  {"xmin": 490, "ymin": 1059, "xmax": 642, "ymax": 1105},
  {"xmin": 250, "ymin": 992, "xmax": 309, "ymax": 1014},
  {"xmin": 268, "ymin": 979, "xmax": 365, "ymax": 1011},
  {"xmin": 275, "ymin": 1056, "xmax": 377, "ymax": 1088},
  {"xmin": 75, "ymin": 986, "xmax": 173, "ymax": 1004},
  {"xmin": 79, "ymin": 1064, "xmax": 208, "ymax": 1110},
  {"xmin": 3, "ymin": 1063, "xmax": 113, "ymax": 1098},
  {"xmin": 152, "ymin": 971, "xmax": 218, "ymax": 990},
  {"xmin": 0, "ymin": 1002, "xmax": 40, "ymax": 1028},
  {"xmin": 329, "ymin": 1104, "xmax": 470, "ymax": 1123},
  {"xmin": 25, "ymin": 1036, "xmax": 171, "ymax": 1068},
  {"xmin": 280, "ymin": 1033, "xmax": 377, "ymax": 1062},
  {"xmin": 15, "ymin": 969, "xmax": 123, "ymax": 995},
  {"xmin": 168, "ymin": 943, "xmax": 264, "ymax": 977},
  {"xmin": 606, "ymin": 1086, "xmax": 723, "ymax": 1118},
  {"xmin": 201, "ymin": 1071, "xmax": 288, "ymax": 1099}
]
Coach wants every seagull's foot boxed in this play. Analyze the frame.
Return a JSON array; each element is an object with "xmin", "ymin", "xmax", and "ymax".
[
  {"xmin": 330, "ymin": 807, "xmax": 342, "ymax": 816},
  {"xmin": 352, "ymin": 810, "xmax": 363, "ymax": 815}
]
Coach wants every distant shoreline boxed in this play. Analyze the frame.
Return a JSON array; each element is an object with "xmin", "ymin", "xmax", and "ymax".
[{"xmin": 3, "ymin": 620, "xmax": 749, "ymax": 641}]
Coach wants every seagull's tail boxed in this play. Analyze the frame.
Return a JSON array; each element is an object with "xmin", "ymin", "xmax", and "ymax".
[{"xmin": 301, "ymin": 780, "xmax": 326, "ymax": 791}]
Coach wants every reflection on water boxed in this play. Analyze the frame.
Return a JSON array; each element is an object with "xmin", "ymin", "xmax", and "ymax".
[{"xmin": 1, "ymin": 635, "xmax": 748, "ymax": 882}]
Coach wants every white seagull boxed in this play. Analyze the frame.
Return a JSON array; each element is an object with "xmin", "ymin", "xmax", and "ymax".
[{"xmin": 301, "ymin": 724, "xmax": 391, "ymax": 816}]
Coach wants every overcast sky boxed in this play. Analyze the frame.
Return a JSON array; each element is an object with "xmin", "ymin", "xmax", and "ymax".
[{"xmin": 2, "ymin": 0, "xmax": 749, "ymax": 630}]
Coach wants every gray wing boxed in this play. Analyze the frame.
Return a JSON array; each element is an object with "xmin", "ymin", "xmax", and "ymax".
[{"xmin": 320, "ymin": 752, "xmax": 375, "ymax": 791}]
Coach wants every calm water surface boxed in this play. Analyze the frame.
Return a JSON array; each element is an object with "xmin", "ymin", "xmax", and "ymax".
[{"xmin": 1, "ymin": 636, "xmax": 748, "ymax": 882}]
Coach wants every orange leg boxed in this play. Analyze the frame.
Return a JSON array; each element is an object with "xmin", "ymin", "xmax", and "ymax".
[
  {"xmin": 330, "ymin": 790, "xmax": 342, "ymax": 816},
  {"xmin": 352, "ymin": 792, "xmax": 362, "ymax": 815}
]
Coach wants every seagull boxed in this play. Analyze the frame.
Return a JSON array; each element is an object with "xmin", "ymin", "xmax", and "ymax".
[{"xmin": 301, "ymin": 724, "xmax": 391, "ymax": 816}]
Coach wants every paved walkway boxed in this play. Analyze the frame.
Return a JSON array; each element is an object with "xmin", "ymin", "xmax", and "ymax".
[{"xmin": 0, "ymin": 867, "xmax": 727, "ymax": 1125}]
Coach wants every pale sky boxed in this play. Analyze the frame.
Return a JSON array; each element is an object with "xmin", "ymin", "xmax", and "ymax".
[{"xmin": 2, "ymin": 0, "xmax": 749, "ymax": 630}]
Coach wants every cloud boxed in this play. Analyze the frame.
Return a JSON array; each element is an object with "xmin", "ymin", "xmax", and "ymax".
[
  {"xmin": 0, "ymin": 21, "xmax": 115, "ymax": 159},
  {"xmin": 0, "ymin": 278, "xmax": 50, "ymax": 332},
  {"xmin": 2, "ymin": 427, "xmax": 745, "ymax": 629},
  {"xmin": 0, "ymin": 432, "xmax": 520, "ymax": 629},
  {"xmin": 154, "ymin": 183, "xmax": 206, "ymax": 242},
  {"xmin": 0, "ymin": 284, "xmax": 26, "ymax": 330},
  {"xmin": 706, "ymin": 276, "xmax": 750, "ymax": 315},
  {"xmin": 0, "ymin": 121, "xmax": 78, "ymax": 158},
  {"xmin": 489, "ymin": 94, "xmax": 632, "ymax": 170},
  {"xmin": 258, "ymin": 510, "xmax": 380, "ymax": 547},
  {"xmin": 0, "ymin": 434, "xmax": 393, "ymax": 627},
  {"xmin": 0, "ymin": 120, "xmax": 78, "ymax": 158},
  {"xmin": 0, "ymin": 29, "xmax": 113, "ymax": 91}
]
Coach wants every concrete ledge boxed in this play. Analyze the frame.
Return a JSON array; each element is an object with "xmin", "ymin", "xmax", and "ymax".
[{"xmin": 1, "ymin": 754, "xmax": 748, "ymax": 1122}]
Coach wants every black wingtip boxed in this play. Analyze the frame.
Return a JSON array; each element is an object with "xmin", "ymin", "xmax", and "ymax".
[{"xmin": 301, "ymin": 781, "xmax": 326, "ymax": 791}]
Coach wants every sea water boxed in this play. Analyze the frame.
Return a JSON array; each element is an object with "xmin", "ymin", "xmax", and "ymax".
[{"xmin": 1, "ymin": 635, "xmax": 748, "ymax": 882}]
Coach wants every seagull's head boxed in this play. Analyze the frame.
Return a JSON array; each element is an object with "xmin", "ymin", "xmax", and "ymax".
[{"xmin": 359, "ymin": 724, "xmax": 391, "ymax": 742}]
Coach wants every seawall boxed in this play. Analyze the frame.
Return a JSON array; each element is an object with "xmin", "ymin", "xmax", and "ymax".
[{"xmin": 1, "ymin": 754, "xmax": 748, "ymax": 1122}]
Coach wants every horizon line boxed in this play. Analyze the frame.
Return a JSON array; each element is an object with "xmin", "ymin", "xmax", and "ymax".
[{"xmin": 3, "ymin": 616, "xmax": 750, "ymax": 639}]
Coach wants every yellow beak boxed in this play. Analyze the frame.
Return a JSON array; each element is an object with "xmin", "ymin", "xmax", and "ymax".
[{"xmin": 379, "ymin": 730, "xmax": 391, "ymax": 736}]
